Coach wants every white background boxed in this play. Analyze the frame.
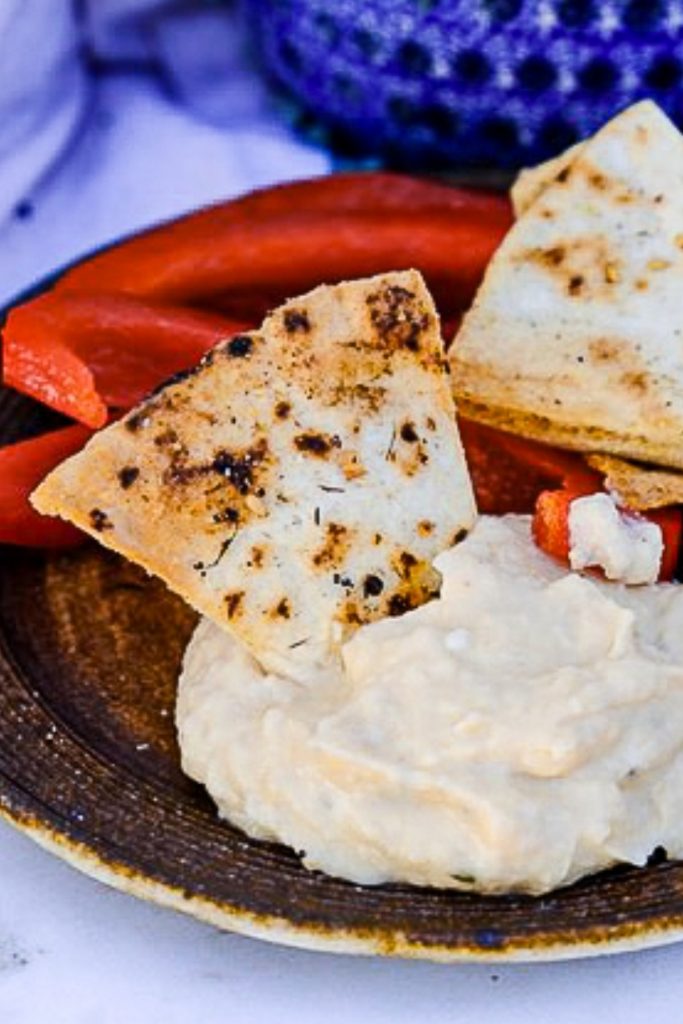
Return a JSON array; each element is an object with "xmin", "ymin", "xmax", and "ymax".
[
  {"xmin": 3, "ymin": 821, "xmax": 683, "ymax": 1024},
  {"xmin": 3, "ymin": 16, "xmax": 683, "ymax": 1021}
]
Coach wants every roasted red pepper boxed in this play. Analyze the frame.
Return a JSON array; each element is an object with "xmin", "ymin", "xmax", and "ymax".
[
  {"xmin": 3, "ymin": 330, "xmax": 107, "ymax": 429},
  {"xmin": 458, "ymin": 419, "xmax": 598, "ymax": 514},
  {"xmin": 489, "ymin": 429, "xmax": 598, "ymax": 490},
  {"xmin": 0, "ymin": 426, "xmax": 91, "ymax": 547},
  {"xmin": 532, "ymin": 489, "xmax": 585, "ymax": 565},
  {"xmin": 56, "ymin": 177, "xmax": 511, "ymax": 321},
  {"xmin": 3, "ymin": 292, "xmax": 248, "ymax": 426},
  {"xmin": 4, "ymin": 175, "xmax": 509, "ymax": 427},
  {"xmin": 533, "ymin": 487, "xmax": 682, "ymax": 581},
  {"xmin": 191, "ymin": 172, "xmax": 508, "ymax": 220},
  {"xmin": 649, "ymin": 506, "xmax": 683, "ymax": 581}
]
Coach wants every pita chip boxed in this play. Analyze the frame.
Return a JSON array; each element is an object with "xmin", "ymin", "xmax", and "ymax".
[
  {"xmin": 33, "ymin": 271, "xmax": 475, "ymax": 678},
  {"xmin": 585, "ymin": 453, "xmax": 683, "ymax": 511},
  {"xmin": 451, "ymin": 100, "xmax": 683, "ymax": 470},
  {"xmin": 511, "ymin": 142, "xmax": 582, "ymax": 217}
]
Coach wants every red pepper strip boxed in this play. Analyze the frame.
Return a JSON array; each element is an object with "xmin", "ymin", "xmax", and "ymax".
[
  {"xmin": 442, "ymin": 315, "xmax": 462, "ymax": 345},
  {"xmin": 484, "ymin": 427, "xmax": 595, "ymax": 489},
  {"xmin": 3, "ymin": 331, "xmax": 107, "ymax": 429},
  {"xmin": 188, "ymin": 172, "xmax": 509, "ymax": 221},
  {"xmin": 3, "ymin": 292, "xmax": 248, "ymax": 425},
  {"xmin": 56, "ymin": 208, "xmax": 511, "ymax": 321},
  {"xmin": 458, "ymin": 418, "xmax": 598, "ymax": 515},
  {"xmin": 532, "ymin": 486, "xmax": 596, "ymax": 565},
  {"xmin": 0, "ymin": 425, "xmax": 91, "ymax": 547},
  {"xmin": 57, "ymin": 173, "xmax": 511, "ymax": 303},
  {"xmin": 533, "ymin": 488, "xmax": 682, "ymax": 581},
  {"xmin": 532, "ymin": 489, "xmax": 573, "ymax": 564},
  {"xmin": 650, "ymin": 506, "xmax": 683, "ymax": 581}
]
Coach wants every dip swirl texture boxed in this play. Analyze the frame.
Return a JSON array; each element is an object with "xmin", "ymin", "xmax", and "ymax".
[{"xmin": 177, "ymin": 516, "xmax": 683, "ymax": 894}]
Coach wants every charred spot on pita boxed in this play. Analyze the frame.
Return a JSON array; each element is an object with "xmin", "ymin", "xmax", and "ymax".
[
  {"xmin": 283, "ymin": 309, "xmax": 311, "ymax": 333},
  {"xmin": 250, "ymin": 546, "xmax": 265, "ymax": 568},
  {"xmin": 154, "ymin": 428, "xmax": 179, "ymax": 447},
  {"xmin": 212, "ymin": 441, "xmax": 267, "ymax": 493},
  {"xmin": 89, "ymin": 508, "xmax": 112, "ymax": 532},
  {"xmin": 621, "ymin": 371, "xmax": 649, "ymax": 394},
  {"xmin": 543, "ymin": 246, "xmax": 565, "ymax": 266},
  {"xmin": 125, "ymin": 408, "xmax": 152, "ymax": 432},
  {"xmin": 398, "ymin": 551, "xmax": 419, "ymax": 576},
  {"xmin": 313, "ymin": 522, "xmax": 349, "ymax": 567},
  {"xmin": 367, "ymin": 285, "xmax": 429, "ymax": 352},
  {"xmin": 225, "ymin": 591, "xmax": 245, "ymax": 619},
  {"xmin": 400, "ymin": 421, "xmax": 419, "ymax": 443},
  {"xmin": 212, "ymin": 506, "xmax": 239, "ymax": 525},
  {"xmin": 227, "ymin": 335, "xmax": 254, "ymax": 358},
  {"xmin": 386, "ymin": 593, "xmax": 414, "ymax": 617},
  {"xmin": 118, "ymin": 466, "xmax": 140, "ymax": 489},
  {"xmin": 341, "ymin": 600, "xmax": 363, "ymax": 626},
  {"xmin": 589, "ymin": 338, "xmax": 620, "ymax": 362},
  {"xmin": 294, "ymin": 431, "xmax": 341, "ymax": 456},
  {"xmin": 363, "ymin": 574, "xmax": 384, "ymax": 597},
  {"xmin": 588, "ymin": 171, "xmax": 608, "ymax": 190},
  {"xmin": 273, "ymin": 597, "xmax": 291, "ymax": 619}
]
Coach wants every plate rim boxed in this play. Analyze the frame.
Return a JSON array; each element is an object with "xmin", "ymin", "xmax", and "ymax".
[{"xmin": 4, "ymin": 803, "xmax": 683, "ymax": 964}]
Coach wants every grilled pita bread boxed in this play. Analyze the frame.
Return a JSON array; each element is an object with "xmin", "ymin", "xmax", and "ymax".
[
  {"xmin": 451, "ymin": 100, "xmax": 683, "ymax": 470},
  {"xmin": 33, "ymin": 271, "xmax": 475, "ymax": 678},
  {"xmin": 585, "ymin": 453, "xmax": 683, "ymax": 511},
  {"xmin": 511, "ymin": 142, "xmax": 582, "ymax": 218}
]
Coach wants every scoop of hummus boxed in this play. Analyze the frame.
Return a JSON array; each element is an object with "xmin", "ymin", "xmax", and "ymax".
[{"xmin": 176, "ymin": 515, "xmax": 683, "ymax": 894}]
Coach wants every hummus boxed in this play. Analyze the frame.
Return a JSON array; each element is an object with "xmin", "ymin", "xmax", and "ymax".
[{"xmin": 177, "ymin": 515, "xmax": 683, "ymax": 894}]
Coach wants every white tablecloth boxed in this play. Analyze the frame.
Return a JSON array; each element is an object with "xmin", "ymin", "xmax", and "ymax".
[
  {"xmin": 3, "ymin": 820, "xmax": 683, "ymax": 1024},
  {"xmin": 0, "ymin": 0, "xmax": 328, "ymax": 306},
  {"xmin": 3, "ymin": 4, "xmax": 683, "ymax": 1020}
]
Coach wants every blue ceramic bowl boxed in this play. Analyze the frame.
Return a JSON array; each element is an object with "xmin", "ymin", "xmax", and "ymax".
[{"xmin": 248, "ymin": 0, "xmax": 683, "ymax": 169}]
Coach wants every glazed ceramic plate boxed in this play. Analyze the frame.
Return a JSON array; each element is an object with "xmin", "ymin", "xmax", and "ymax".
[{"xmin": 3, "ymin": 282, "xmax": 683, "ymax": 965}]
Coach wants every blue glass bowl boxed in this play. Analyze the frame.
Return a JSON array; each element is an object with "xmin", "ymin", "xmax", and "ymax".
[{"xmin": 248, "ymin": 0, "xmax": 683, "ymax": 169}]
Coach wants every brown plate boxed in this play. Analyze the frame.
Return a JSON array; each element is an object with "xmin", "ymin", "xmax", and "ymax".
[{"xmin": 3, "ymin": 296, "xmax": 683, "ymax": 965}]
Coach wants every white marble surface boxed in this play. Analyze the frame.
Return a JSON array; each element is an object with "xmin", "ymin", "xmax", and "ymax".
[{"xmin": 4, "ymin": 57, "xmax": 683, "ymax": 1024}]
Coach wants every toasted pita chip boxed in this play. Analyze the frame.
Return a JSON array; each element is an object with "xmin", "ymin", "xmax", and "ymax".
[
  {"xmin": 511, "ymin": 142, "xmax": 582, "ymax": 218},
  {"xmin": 33, "ymin": 271, "xmax": 475, "ymax": 678},
  {"xmin": 585, "ymin": 453, "xmax": 683, "ymax": 511},
  {"xmin": 451, "ymin": 100, "xmax": 683, "ymax": 470}
]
